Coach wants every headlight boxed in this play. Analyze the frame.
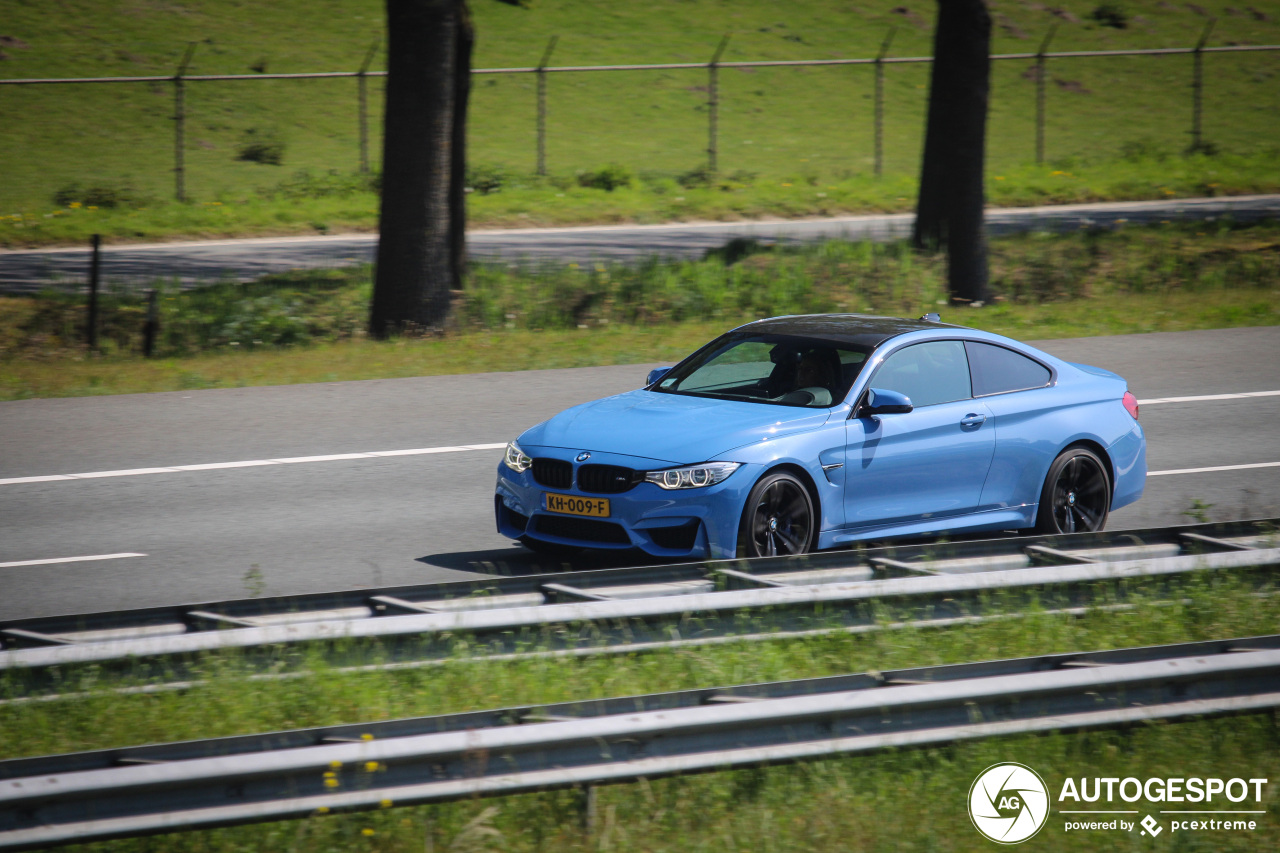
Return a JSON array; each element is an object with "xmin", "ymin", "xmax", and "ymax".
[
  {"xmin": 644, "ymin": 461, "xmax": 740, "ymax": 490},
  {"xmin": 503, "ymin": 440, "xmax": 532, "ymax": 473}
]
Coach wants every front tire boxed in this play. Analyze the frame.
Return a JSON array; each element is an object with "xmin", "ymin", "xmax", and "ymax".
[
  {"xmin": 737, "ymin": 471, "xmax": 816, "ymax": 558},
  {"xmin": 1034, "ymin": 447, "xmax": 1111, "ymax": 535}
]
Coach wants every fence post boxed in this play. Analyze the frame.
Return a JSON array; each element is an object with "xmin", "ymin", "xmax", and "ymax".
[
  {"xmin": 874, "ymin": 27, "xmax": 896, "ymax": 178},
  {"xmin": 87, "ymin": 234, "xmax": 100, "ymax": 351},
  {"xmin": 1191, "ymin": 18, "xmax": 1216, "ymax": 152},
  {"xmin": 536, "ymin": 36, "xmax": 558, "ymax": 176},
  {"xmin": 707, "ymin": 34, "xmax": 730, "ymax": 175},
  {"xmin": 143, "ymin": 288, "xmax": 159, "ymax": 357},
  {"xmin": 173, "ymin": 42, "xmax": 197, "ymax": 202},
  {"xmin": 1035, "ymin": 24, "xmax": 1057, "ymax": 166},
  {"xmin": 357, "ymin": 39, "xmax": 380, "ymax": 174}
]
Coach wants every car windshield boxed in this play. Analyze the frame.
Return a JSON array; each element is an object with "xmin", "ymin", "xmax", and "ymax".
[{"xmin": 651, "ymin": 333, "xmax": 871, "ymax": 407}]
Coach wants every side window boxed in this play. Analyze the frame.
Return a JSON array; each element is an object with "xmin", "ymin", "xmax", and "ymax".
[
  {"xmin": 965, "ymin": 342, "xmax": 1052, "ymax": 396},
  {"xmin": 872, "ymin": 340, "xmax": 972, "ymax": 407}
]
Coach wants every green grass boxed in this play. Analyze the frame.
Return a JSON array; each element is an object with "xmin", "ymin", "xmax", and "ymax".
[
  {"xmin": 2, "ymin": 219, "xmax": 1276, "ymax": 400},
  {"xmin": 2, "ymin": 571, "xmax": 1277, "ymax": 851},
  {"xmin": 1, "ymin": 0, "xmax": 1278, "ymax": 246}
]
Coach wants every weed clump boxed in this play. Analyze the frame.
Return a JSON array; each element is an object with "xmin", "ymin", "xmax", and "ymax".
[
  {"xmin": 236, "ymin": 127, "xmax": 285, "ymax": 166},
  {"xmin": 1089, "ymin": 3, "xmax": 1129, "ymax": 29},
  {"xmin": 676, "ymin": 165, "xmax": 757, "ymax": 190},
  {"xmin": 576, "ymin": 163, "xmax": 633, "ymax": 192},
  {"xmin": 52, "ymin": 181, "xmax": 148, "ymax": 209},
  {"xmin": 465, "ymin": 163, "xmax": 513, "ymax": 195}
]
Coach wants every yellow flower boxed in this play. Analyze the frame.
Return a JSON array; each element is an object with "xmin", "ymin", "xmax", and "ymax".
[
  {"xmin": 324, "ymin": 777, "xmax": 340, "ymax": 788},
  {"xmin": 329, "ymin": 761, "xmax": 343, "ymax": 769},
  {"xmin": 88, "ymin": 205, "xmax": 98, "ymax": 210},
  {"xmin": 380, "ymin": 799, "xmax": 394, "ymax": 809},
  {"xmin": 361, "ymin": 733, "xmax": 374, "ymax": 741},
  {"xmin": 316, "ymin": 806, "xmax": 330, "ymax": 815},
  {"xmin": 364, "ymin": 761, "xmax": 380, "ymax": 773},
  {"xmin": 781, "ymin": 182, "xmax": 792, "ymax": 187},
  {"xmin": 362, "ymin": 828, "xmax": 375, "ymax": 837},
  {"xmin": 70, "ymin": 202, "xmax": 82, "ymax": 209}
]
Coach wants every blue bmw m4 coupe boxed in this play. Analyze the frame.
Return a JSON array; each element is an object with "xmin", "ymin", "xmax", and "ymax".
[{"xmin": 495, "ymin": 314, "xmax": 1146, "ymax": 560}]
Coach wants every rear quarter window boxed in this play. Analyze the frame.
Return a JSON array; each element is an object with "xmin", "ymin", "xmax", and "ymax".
[{"xmin": 965, "ymin": 341, "xmax": 1052, "ymax": 396}]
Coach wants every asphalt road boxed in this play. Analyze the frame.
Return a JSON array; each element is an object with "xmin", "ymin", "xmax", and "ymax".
[
  {"xmin": 2, "ymin": 195, "xmax": 1278, "ymax": 293},
  {"xmin": 1, "ymin": 326, "xmax": 1277, "ymax": 621}
]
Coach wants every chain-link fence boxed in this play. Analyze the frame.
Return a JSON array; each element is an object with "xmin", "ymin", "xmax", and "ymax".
[{"xmin": 2, "ymin": 23, "xmax": 1276, "ymax": 203}]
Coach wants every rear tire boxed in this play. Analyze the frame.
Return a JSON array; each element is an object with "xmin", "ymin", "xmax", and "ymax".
[
  {"xmin": 736, "ymin": 471, "xmax": 816, "ymax": 558},
  {"xmin": 1034, "ymin": 447, "xmax": 1111, "ymax": 535}
]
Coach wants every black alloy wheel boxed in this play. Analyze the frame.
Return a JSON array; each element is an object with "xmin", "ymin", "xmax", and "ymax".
[
  {"xmin": 739, "ymin": 472, "xmax": 815, "ymax": 558},
  {"xmin": 1035, "ymin": 447, "xmax": 1111, "ymax": 534}
]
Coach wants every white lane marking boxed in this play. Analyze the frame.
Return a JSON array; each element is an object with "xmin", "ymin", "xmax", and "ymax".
[
  {"xmin": 1140, "ymin": 390, "xmax": 1280, "ymax": 405},
  {"xmin": 0, "ymin": 443, "xmax": 509, "ymax": 487},
  {"xmin": 0, "ymin": 553, "xmax": 146, "ymax": 569},
  {"xmin": 0, "ymin": 386, "xmax": 1275, "ymax": 489},
  {"xmin": 1148, "ymin": 461, "xmax": 1280, "ymax": 477}
]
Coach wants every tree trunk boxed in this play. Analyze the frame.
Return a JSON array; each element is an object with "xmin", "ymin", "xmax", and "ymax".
[
  {"xmin": 370, "ymin": 0, "xmax": 470, "ymax": 338},
  {"xmin": 449, "ymin": 4, "xmax": 473, "ymax": 291},
  {"xmin": 912, "ymin": 0, "xmax": 992, "ymax": 306}
]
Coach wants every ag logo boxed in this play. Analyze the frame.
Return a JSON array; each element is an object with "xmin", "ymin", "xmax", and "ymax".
[{"xmin": 969, "ymin": 763, "xmax": 1050, "ymax": 844}]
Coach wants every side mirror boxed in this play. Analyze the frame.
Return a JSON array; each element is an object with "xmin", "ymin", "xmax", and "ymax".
[
  {"xmin": 864, "ymin": 387, "xmax": 913, "ymax": 416},
  {"xmin": 646, "ymin": 367, "xmax": 672, "ymax": 387}
]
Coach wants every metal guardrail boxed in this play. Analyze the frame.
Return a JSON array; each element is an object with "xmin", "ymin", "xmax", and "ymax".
[
  {"xmin": 2, "ymin": 519, "xmax": 1277, "ymax": 689},
  {"xmin": 2, "ymin": 634, "xmax": 1278, "ymax": 850}
]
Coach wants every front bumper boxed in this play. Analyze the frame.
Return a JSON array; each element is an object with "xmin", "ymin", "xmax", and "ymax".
[{"xmin": 494, "ymin": 447, "xmax": 752, "ymax": 560}]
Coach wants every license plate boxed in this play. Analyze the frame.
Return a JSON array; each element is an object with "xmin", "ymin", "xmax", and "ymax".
[{"xmin": 545, "ymin": 492, "xmax": 611, "ymax": 518}]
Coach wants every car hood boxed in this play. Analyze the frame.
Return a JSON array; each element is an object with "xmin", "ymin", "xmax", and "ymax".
[{"xmin": 519, "ymin": 389, "xmax": 833, "ymax": 464}]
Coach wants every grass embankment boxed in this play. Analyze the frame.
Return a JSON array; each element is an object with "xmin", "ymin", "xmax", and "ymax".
[
  {"xmin": 2, "ymin": 571, "xmax": 1277, "ymax": 851},
  {"xmin": 1, "ymin": 220, "xmax": 1277, "ymax": 400},
  {"xmin": 1, "ymin": 0, "xmax": 1278, "ymax": 246}
]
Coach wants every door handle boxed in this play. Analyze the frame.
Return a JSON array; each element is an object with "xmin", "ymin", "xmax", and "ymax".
[{"xmin": 960, "ymin": 413, "xmax": 987, "ymax": 427}]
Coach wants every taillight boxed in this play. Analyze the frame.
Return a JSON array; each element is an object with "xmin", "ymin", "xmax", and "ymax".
[{"xmin": 1122, "ymin": 391, "xmax": 1139, "ymax": 421}]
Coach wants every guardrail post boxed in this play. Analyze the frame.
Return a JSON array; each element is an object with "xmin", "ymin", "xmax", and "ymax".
[
  {"xmin": 707, "ymin": 34, "xmax": 730, "ymax": 175},
  {"xmin": 172, "ymin": 42, "xmax": 196, "ymax": 202},
  {"xmin": 536, "ymin": 36, "xmax": 558, "ymax": 176},
  {"xmin": 357, "ymin": 39, "xmax": 379, "ymax": 174},
  {"xmin": 579, "ymin": 783, "xmax": 598, "ymax": 833},
  {"xmin": 86, "ymin": 234, "xmax": 100, "ymax": 351},
  {"xmin": 142, "ymin": 288, "xmax": 159, "ymax": 357},
  {"xmin": 874, "ymin": 27, "xmax": 896, "ymax": 178},
  {"xmin": 1190, "ymin": 18, "xmax": 1216, "ymax": 152},
  {"xmin": 1035, "ymin": 24, "xmax": 1057, "ymax": 166}
]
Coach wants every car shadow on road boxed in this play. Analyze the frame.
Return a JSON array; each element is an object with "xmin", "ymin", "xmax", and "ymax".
[{"xmin": 416, "ymin": 546, "xmax": 667, "ymax": 577}]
